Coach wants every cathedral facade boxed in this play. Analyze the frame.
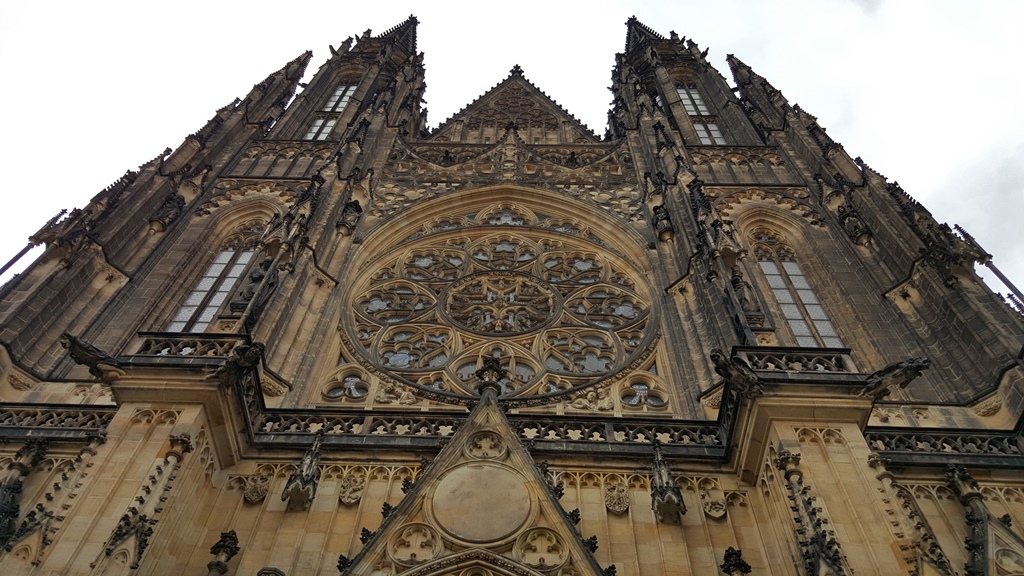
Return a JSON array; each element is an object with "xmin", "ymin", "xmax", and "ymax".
[{"xmin": 0, "ymin": 16, "xmax": 1023, "ymax": 576}]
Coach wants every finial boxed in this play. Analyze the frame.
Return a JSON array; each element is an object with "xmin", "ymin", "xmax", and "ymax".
[{"xmin": 509, "ymin": 64, "xmax": 524, "ymax": 77}]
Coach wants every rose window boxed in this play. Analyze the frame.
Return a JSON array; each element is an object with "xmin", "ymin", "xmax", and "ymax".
[{"xmin": 343, "ymin": 228, "xmax": 656, "ymax": 403}]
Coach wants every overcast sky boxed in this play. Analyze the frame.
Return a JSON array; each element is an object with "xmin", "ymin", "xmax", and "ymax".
[{"xmin": 1, "ymin": 0, "xmax": 1022, "ymax": 301}]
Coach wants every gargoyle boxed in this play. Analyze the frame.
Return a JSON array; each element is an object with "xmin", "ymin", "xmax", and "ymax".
[
  {"xmin": 710, "ymin": 348, "xmax": 762, "ymax": 397},
  {"xmin": 60, "ymin": 333, "xmax": 124, "ymax": 382},
  {"xmin": 206, "ymin": 342, "xmax": 265, "ymax": 387},
  {"xmin": 857, "ymin": 357, "xmax": 930, "ymax": 399}
]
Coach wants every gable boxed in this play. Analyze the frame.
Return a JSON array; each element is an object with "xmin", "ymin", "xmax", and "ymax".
[
  {"xmin": 340, "ymin": 390, "xmax": 607, "ymax": 576},
  {"xmin": 428, "ymin": 67, "xmax": 600, "ymax": 145}
]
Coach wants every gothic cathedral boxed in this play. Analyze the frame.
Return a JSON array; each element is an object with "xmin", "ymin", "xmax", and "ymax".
[{"xmin": 1, "ymin": 16, "xmax": 1023, "ymax": 576}]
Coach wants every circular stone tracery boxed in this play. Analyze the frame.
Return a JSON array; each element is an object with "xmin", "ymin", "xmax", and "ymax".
[
  {"xmin": 443, "ymin": 272, "xmax": 558, "ymax": 336},
  {"xmin": 344, "ymin": 221, "xmax": 657, "ymax": 402}
]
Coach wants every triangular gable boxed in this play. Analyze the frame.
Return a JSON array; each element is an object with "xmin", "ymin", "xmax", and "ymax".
[
  {"xmin": 341, "ymin": 387, "xmax": 607, "ymax": 576},
  {"xmin": 428, "ymin": 66, "xmax": 600, "ymax": 144}
]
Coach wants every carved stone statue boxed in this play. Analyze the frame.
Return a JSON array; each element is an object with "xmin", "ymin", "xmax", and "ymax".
[
  {"xmin": 652, "ymin": 204, "xmax": 674, "ymax": 241},
  {"xmin": 730, "ymin": 267, "xmax": 761, "ymax": 314},
  {"xmin": 149, "ymin": 193, "xmax": 185, "ymax": 232},
  {"xmin": 282, "ymin": 433, "xmax": 322, "ymax": 511},
  {"xmin": 338, "ymin": 200, "xmax": 363, "ymax": 235},
  {"xmin": 857, "ymin": 357, "xmax": 930, "ymax": 399},
  {"xmin": 60, "ymin": 333, "xmax": 124, "ymax": 382},
  {"xmin": 650, "ymin": 442, "xmax": 685, "ymax": 522}
]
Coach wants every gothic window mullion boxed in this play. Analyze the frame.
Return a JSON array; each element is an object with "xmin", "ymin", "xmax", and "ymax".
[
  {"xmin": 167, "ymin": 247, "xmax": 258, "ymax": 333},
  {"xmin": 754, "ymin": 233, "xmax": 844, "ymax": 349},
  {"xmin": 304, "ymin": 117, "xmax": 338, "ymax": 141}
]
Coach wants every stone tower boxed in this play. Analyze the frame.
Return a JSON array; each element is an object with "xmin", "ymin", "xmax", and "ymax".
[{"xmin": 0, "ymin": 16, "xmax": 1022, "ymax": 576}]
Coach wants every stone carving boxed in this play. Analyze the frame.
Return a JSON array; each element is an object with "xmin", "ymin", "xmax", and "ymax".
[
  {"xmin": 857, "ymin": 357, "xmax": 930, "ymax": 399},
  {"xmin": 5, "ymin": 374, "xmax": 33, "ymax": 391},
  {"xmin": 514, "ymin": 528, "xmax": 567, "ymax": 569},
  {"xmin": 466, "ymin": 430, "xmax": 507, "ymax": 460},
  {"xmin": 338, "ymin": 475, "xmax": 366, "ymax": 506},
  {"xmin": 650, "ymin": 443, "xmax": 684, "ymax": 522},
  {"xmin": 207, "ymin": 530, "xmax": 240, "ymax": 575},
  {"xmin": 338, "ymin": 199, "xmax": 363, "ymax": 235},
  {"xmin": 651, "ymin": 204, "xmax": 674, "ymax": 241},
  {"xmin": 60, "ymin": 333, "xmax": 124, "ymax": 382},
  {"xmin": 281, "ymin": 433, "xmax": 322, "ymax": 511},
  {"xmin": 243, "ymin": 475, "xmax": 270, "ymax": 504},
  {"xmin": 149, "ymin": 193, "xmax": 185, "ymax": 232},
  {"xmin": 729, "ymin": 266, "xmax": 761, "ymax": 314},
  {"xmin": 719, "ymin": 547, "xmax": 751, "ymax": 575},
  {"xmin": 604, "ymin": 484, "xmax": 629, "ymax": 515},
  {"xmin": 710, "ymin": 348, "xmax": 761, "ymax": 398},
  {"xmin": 388, "ymin": 523, "xmax": 441, "ymax": 565},
  {"xmin": 0, "ymin": 440, "xmax": 48, "ymax": 547},
  {"xmin": 207, "ymin": 342, "xmax": 265, "ymax": 388},
  {"xmin": 569, "ymin": 386, "xmax": 614, "ymax": 411},
  {"xmin": 970, "ymin": 394, "xmax": 1002, "ymax": 417},
  {"xmin": 701, "ymin": 388, "xmax": 723, "ymax": 410},
  {"xmin": 376, "ymin": 381, "xmax": 418, "ymax": 405},
  {"xmin": 700, "ymin": 490, "xmax": 727, "ymax": 519},
  {"xmin": 377, "ymin": 136, "xmax": 643, "ymax": 224}
]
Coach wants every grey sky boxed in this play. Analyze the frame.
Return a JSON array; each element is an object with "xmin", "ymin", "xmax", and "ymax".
[{"xmin": 1, "ymin": 0, "xmax": 1021, "ymax": 300}]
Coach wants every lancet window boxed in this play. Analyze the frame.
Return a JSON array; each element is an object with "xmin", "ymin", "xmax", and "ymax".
[
  {"xmin": 323, "ymin": 84, "xmax": 357, "ymax": 112},
  {"xmin": 677, "ymin": 87, "xmax": 710, "ymax": 116},
  {"xmin": 166, "ymin": 224, "xmax": 267, "ymax": 333},
  {"xmin": 677, "ymin": 85, "xmax": 726, "ymax": 145},
  {"xmin": 304, "ymin": 118, "xmax": 337, "ymax": 141},
  {"xmin": 751, "ymin": 228, "xmax": 843, "ymax": 348},
  {"xmin": 694, "ymin": 122, "xmax": 726, "ymax": 145}
]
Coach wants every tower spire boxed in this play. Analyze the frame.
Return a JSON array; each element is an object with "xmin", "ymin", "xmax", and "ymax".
[
  {"xmin": 624, "ymin": 15, "xmax": 665, "ymax": 53},
  {"xmin": 376, "ymin": 14, "xmax": 419, "ymax": 53}
]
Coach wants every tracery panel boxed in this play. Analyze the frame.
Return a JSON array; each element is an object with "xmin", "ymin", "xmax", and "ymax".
[{"xmin": 341, "ymin": 216, "xmax": 657, "ymax": 404}]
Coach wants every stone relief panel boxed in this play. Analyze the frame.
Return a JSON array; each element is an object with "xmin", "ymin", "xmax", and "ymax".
[{"xmin": 376, "ymin": 136, "xmax": 642, "ymax": 223}]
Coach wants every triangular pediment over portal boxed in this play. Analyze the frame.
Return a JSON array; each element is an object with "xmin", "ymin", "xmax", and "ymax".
[{"xmin": 341, "ymin": 388, "xmax": 607, "ymax": 576}]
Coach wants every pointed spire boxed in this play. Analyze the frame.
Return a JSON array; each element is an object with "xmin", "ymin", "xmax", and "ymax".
[
  {"xmin": 726, "ymin": 54, "xmax": 753, "ymax": 86},
  {"xmin": 377, "ymin": 14, "xmax": 419, "ymax": 53},
  {"xmin": 624, "ymin": 16, "xmax": 665, "ymax": 53}
]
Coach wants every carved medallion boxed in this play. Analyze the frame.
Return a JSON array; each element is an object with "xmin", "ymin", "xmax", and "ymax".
[
  {"xmin": 338, "ymin": 475, "xmax": 366, "ymax": 506},
  {"xmin": 388, "ymin": 523, "xmax": 442, "ymax": 566},
  {"xmin": 431, "ymin": 463, "xmax": 531, "ymax": 543},
  {"xmin": 514, "ymin": 527, "xmax": 568, "ymax": 570},
  {"xmin": 243, "ymin": 475, "xmax": 270, "ymax": 504},
  {"xmin": 701, "ymin": 490, "xmax": 727, "ymax": 519},
  {"xmin": 604, "ymin": 484, "xmax": 629, "ymax": 515},
  {"xmin": 465, "ymin": 430, "xmax": 508, "ymax": 460}
]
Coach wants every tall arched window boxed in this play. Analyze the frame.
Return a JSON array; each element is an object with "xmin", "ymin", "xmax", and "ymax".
[
  {"xmin": 751, "ymin": 228, "xmax": 844, "ymax": 348},
  {"xmin": 166, "ymin": 223, "xmax": 266, "ymax": 333}
]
